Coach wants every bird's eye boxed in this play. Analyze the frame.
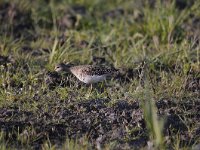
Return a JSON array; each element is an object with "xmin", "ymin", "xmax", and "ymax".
[{"xmin": 55, "ymin": 66, "xmax": 60, "ymax": 70}]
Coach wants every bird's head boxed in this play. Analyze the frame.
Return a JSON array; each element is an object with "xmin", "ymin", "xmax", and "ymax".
[{"xmin": 54, "ymin": 62, "xmax": 73, "ymax": 72}]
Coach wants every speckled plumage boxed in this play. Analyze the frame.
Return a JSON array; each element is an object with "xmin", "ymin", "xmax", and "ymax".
[
  {"xmin": 70, "ymin": 65, "xmax": 114, "ymax": 75},
  {"xmin": 55, "ymin": 64, "xmax": 116, "ymax": 84}
]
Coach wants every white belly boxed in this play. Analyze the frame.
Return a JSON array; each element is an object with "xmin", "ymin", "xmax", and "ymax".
[{"xmin": 77, "ymin": 75, "xmax": 107, "ymax": 84}]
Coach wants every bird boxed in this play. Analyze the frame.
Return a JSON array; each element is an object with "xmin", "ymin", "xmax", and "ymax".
[{"xmin": 54, "ymin": 62, "xmax": 117, "ymax": 84}]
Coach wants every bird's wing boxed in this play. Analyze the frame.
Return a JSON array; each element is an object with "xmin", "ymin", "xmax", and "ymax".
[{"xmin": 81, "ymin": 66, "xmax": 114, "ymax": 76}]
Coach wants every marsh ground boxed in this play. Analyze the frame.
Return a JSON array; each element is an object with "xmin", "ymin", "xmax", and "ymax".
[{"xmin": 0, "ymin": 0, "xmax": 199, "ymax": 149}]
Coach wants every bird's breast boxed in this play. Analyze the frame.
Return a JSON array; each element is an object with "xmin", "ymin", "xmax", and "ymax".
[{"xmin": 79, "ymin": 75, "xmax": 107, "ymax": 84}]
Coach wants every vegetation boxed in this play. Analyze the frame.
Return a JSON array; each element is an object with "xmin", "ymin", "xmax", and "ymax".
[{"xmin": 0, "ymin": 0, "xmax": 199, "ymax": 149}]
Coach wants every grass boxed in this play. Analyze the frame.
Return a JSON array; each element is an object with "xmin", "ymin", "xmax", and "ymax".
[{"xmin": 0, "ymin": 0, "xmax": 200, "ymax": 149}]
